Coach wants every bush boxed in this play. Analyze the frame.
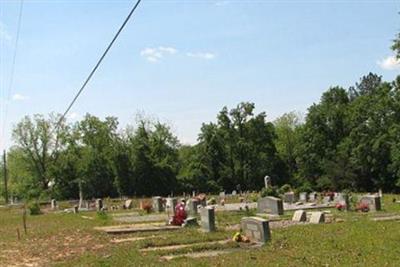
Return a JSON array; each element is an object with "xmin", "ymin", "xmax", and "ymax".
[
  {"xmin": 296, "ymin": 181, "xmax": 313, "ymax": 194},
  {"xmin": 278, "ymin": 184, "xmax": 292, "ymax": 195},
  {"xmin": 28, "ymin": 202, "xmax": 42, "ymax": 215},
  {"xmin": 260, "ymin": 187, "xmax": 279, "ymax": 198}
]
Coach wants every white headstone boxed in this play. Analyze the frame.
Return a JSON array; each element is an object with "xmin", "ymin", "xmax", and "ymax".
[{"xmin": 264, "ymin": 175, "xmax": 271, "ymax": 189}]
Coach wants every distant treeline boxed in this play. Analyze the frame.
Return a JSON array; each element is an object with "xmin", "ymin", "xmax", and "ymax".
[
  {"xmin": 0, "ymin": 73, "xmax": 399, "ymax": 201},
  {"xmin": 2, "ymin": 32, "xmax": 400, "ymax": 201}
]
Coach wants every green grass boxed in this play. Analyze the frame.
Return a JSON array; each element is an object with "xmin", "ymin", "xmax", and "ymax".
[{"xmin": 1, "ymin": 195, "xmax": 400, "ymax": 266}]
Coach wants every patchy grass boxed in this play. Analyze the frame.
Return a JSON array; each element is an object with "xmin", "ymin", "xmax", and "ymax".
[{"xmin": 1, "ymin": 195, "xmax": 400, "ymax": 266}]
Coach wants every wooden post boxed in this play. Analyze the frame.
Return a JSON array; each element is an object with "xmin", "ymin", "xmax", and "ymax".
[{"xmin": 3, "ymin": 150, "xmax": 8, "ymax": 204}]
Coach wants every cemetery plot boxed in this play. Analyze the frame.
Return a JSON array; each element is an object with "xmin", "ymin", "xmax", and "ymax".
[{"xmin": 2, "ymin": 194, "xmax": 400, "ymax": 266}]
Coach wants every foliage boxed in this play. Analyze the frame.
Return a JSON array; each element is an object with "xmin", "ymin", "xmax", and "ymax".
[
  {"xmin": 5, "ymin": 73, "xmax": 400, "ymax": 199},
  {"xmin": 28, "ymin": 202, "xmax": 41, "ymax": 215},
  {"xmin": 277, "ymin": 184, "xmax": 292, "ymax": 195},
  {"xmin": 260, "ymin": 186, "xmax": 279, "ymax": 198}
]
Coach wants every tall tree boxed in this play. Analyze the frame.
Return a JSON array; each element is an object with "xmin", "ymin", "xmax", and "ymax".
[{"xmin": 12, "ymin": 114, "xmax": 67, "ymax": 196}]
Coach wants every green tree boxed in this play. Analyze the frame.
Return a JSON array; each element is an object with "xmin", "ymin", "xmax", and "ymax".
[{"xmin": 12, "ymin": 113, "xmax": 68, "ymax": 198}]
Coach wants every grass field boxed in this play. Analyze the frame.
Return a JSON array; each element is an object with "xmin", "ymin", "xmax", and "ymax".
[{"xmin": 1, "ymin": 195, "xmax": 400, "ymax": 266}]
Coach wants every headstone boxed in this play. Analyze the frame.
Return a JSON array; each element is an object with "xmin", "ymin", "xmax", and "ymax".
[
  {"xmin": 166, "ymin": 197, "xmax": 178, "ymax": 215},
  {"xmin": 360, "ymin": 195, "xmax": 381, "ymax": 211},
  {"xmin": 232, "ymin": 190, "xmax": 237, "ymax": 196},
  {"xmin": 152, "ymin": 196, "xmax": 164, "ymax": 213},
  {"xmin": 308, "ymin": 192, "xmax": 318, "ymax": 202},
  {"xmin": 124, "ymin": 199, "xmax": 133, "ymax": 209},
  {"xmin": 51, "ymin": 199, "xmax": 57, "ymax": 210},
  {"xmin": 241, "ymin": 217, "xmax": 271, "ymax": 244},
  {"xmin": 200, "ymin": 206, "xmax": 216, "ymax": 232},
  {"xmin": 323, "ymin": 196, "xmax": 332, "ymax": 204},
  {"xmin": 334, "ymin": 193, "xmax": 344, "ymax": 202},
  {"xmin": 95, "ymin": 199, "xmax": 103, "ymax": 211},
  {"xmin": 292, "ymin": 210, "xmax": 307, "ymax": 222},
  {"xmin": 264, "ymin": 175, "xmax": 271, "ymax": 189},
  {"xmin": 192, "ymin": 191, "xmax": 196, "ymax": 197},
  {"xmin": 283, "ymin": 192, "xmax": 295, "ymax": 203},
  {"xmin": 299, "ymin": 192, "xmax": 308, "ymax": 202},
  {"xmin": 257, "ymin": 196, "xmax": 284, "ymax": 215},
  {"xmin": 219, "ymin": 191, "xmax": 225, "ymax": 198},
  {"xmin": 73, "ymin": 205, "xmax": 79, "ymax": 214},
  {"xmin": 186, "ymin": 199, "xmax": 199, "ymax": 216},
  {"xmin": 378, "ymin": 189, "xmax": 383, "ymax": 198},
  {"xmin": 309, "ymin": 212, "xmax": 325, "ymax": 224}
]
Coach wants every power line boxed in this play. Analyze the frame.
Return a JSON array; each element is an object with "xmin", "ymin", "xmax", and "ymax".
[
  {"xmin": 55, "ymin": 0, "xmax": 142, "ymax": 130},
  {"xmin": 1, "ymin": 0, "xmax": 24, "ymax": 149}
]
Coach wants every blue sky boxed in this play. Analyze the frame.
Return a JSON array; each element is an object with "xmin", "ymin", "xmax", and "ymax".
[{"xmin": 0, "ymin": 0, "xmax": 399, "ymax": 150}]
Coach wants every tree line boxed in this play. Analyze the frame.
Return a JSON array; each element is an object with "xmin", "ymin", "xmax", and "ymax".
[{"xmin": 1, "ymin": 36, "xmax": 399, "ymax": 201}]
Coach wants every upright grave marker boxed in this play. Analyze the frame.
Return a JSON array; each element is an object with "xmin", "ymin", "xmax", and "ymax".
[
  {"xmin": 264, "ymin": 175, "xmax": 271, "ymax": 189},
  {"xmin": 241, "ymin": 217, "xmax": 271, "ymax": 243},
  {"xmin": 200, "ymin": 206, "xmax": 216, "ymax": 232},
  {"xmin": 308, "ymin": 192, "xmax": 318, "ymax": 202},
  {"xmin": 360, "ymin": 195, "xmax": 381, "ymax": 211},
  {"xmin": 257, "ymin": 196, "xmax": 284, "ymax": 215},
  {"xmin": 96, "ymin": 199, "xmax": 103, "ymax": 211},
  {"xmin": 187, "ymin": 199, "xmax": 199, "ymax": 216},
  {"xmin": 283, "ymin": 192, "xmax": 295, "ymax": 203},
  {"xmin": 166, "ymin": 197, "xmax": 178, "ymax": 215},
  {"xmin": 299, "ymin": 192, "xmax": 308, "ymax": 202},
  {"xmin": 51, "ymin": 199, "xmax": 57, "ymax": 210},
  {"xmin": 152, "ymin": 196, "xmax": 164, "ymax": 213}
]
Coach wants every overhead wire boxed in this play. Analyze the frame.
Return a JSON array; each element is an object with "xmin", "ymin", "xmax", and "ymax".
[
  {"xmin": 54, "ymin": 0, "xmax": 142, "ymax": 131},
  {"xmin": 1, "ymin": 0, "xmax": 24, "ymax": 150}
]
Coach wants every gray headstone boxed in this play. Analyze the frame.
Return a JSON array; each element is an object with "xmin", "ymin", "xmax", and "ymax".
[
  {"xmin": 283, "ymin": 192, "xmax": 295, "ymax": 203},
  {"xmin": 95, "ymin": 199, "xmax": 103, "ymax": 211},
  {"xmin": 166, "ymin": 197, "xmax": 178, "ymax": 215},
  {"xmin": 241, "ymin": 217, "xmax": 271, "ymax": 244},
  {"xmin": 200, "ymin": 206, "xmax": 216, "ymax": 232},
  {"xmin": 299, "ymin": 192, "xmax": 308, "ymax": 202},
  {"xmin": 308, "ymin": 192, "xmax": 318, "ymax": 202},
  {"xmin": 292, "ymin": 210, "xmax": 307, "ymax": 222},
  {"xmin": 323, "ymin": 196, "xmax": 332, "ymax": 204},
  {"xmin": 51, "ymin": 199, "xmax": 57, "ymax": 210},
  {"xmin": 232, "ymin": 190, "xmax": 237, "ymax": 196},
  {"xmin": 152, "ymin": 196, "xmax": 164, "ymax": 213},
  {"xmin": 310, "ymin": 212, "xmax": 325, "ymax": 224},
  {"xmin": 360, "ymin": 195, "xmax": 381, "ymax": 211},
  {"xmin": 219, "ymin": 191, "xmax": 225, "ymax": 198},
  {"xmin": 257, "ymin": 196, "xmax": 284, "ymax": 215},
  {"xmin": 187, "ymin": 199, "xmax": 199, "ymax": 216}
]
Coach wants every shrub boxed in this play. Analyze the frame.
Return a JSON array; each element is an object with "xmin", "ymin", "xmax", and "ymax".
[
  {"xmin": 28, "ymin": 202, "xmax": 42, "ymax": 215},
  {"xmin": 260, "ymin": 187, "xmax": 279, "ymax": 198},
  {"xmin": 296, "ymin": 182, "xmax": 313, "ymax": 194},
  {"xmin": 278, "ymin": 184, "xmax": 292, "ymax": 195}
]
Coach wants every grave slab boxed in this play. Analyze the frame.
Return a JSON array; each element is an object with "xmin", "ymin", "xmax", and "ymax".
[
  {"xmin": 292, "ymin": 210, "xmax": 307, "ymax": 222},
  {"xmin": 309, "ymin": 212, "xmax": 325, "ymax": 224}
]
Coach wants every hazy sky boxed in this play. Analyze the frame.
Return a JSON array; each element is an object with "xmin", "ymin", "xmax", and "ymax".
[{"xmin": 0, "ymin": 0, "xmax": 399, "ymax": 150}]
